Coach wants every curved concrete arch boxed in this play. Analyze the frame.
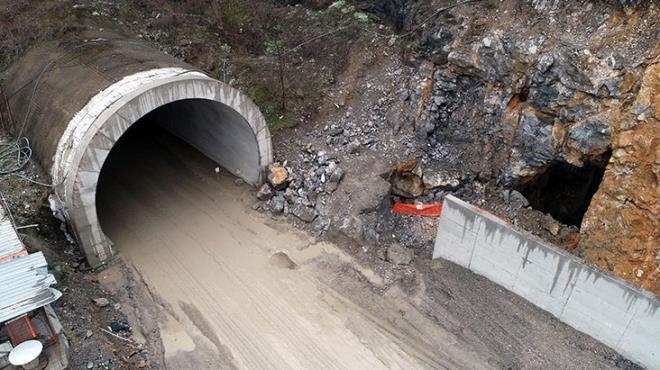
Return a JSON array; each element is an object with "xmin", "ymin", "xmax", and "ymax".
[
  {"xmin": 3, "ymin": 37, "xmax": 272, "ymax": 267},
  {"xmin": 58, "ymin": 68, "xmax": 272, "ymax": 266}
]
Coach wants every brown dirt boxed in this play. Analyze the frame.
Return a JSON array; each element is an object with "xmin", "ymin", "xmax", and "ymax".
[{"xmin": 92, "ymin": 122, "xmax": 637, "ymax": 369}]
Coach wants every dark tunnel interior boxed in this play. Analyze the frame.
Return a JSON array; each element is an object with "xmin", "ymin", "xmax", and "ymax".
[{"xmin": 516, "ymin": 153, "xmax": 611, "ymax": 227}]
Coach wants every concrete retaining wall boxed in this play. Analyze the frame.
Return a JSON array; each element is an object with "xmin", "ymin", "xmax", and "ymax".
[{"xmin": 433, "ymin": 195, "xmax": 660, "ymax": 369}]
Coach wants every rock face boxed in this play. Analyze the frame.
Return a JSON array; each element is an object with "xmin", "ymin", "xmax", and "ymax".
[
  {"xmin": 578, "ymin": 63, "xmax": 660, "ymax": 294},
  {"xmin": 404, "ymin": 2, "xmax": 659, "ymax": 293},
  {"xmin": 258, "ymin": 1, "xmax": 658, "ymax": 294}
]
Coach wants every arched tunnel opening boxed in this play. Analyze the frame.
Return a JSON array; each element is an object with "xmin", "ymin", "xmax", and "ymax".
[
  {"xmin": 3, "ymin": 35, "xmax": 272, "ymax": 266},
  {"xmin": 515, "ymin": 152, "xmax": 611, "ymax": 227},
  {"xmin": 95, "ymin": 98, "xmax": 262, "ymax": 254}
]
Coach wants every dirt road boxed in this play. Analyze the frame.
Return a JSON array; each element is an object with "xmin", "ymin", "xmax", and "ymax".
[
  {"xmin": 96, "ymin": 125, "xmax": 490, "ymax": 369},
  {"xmin": 95, "ymin": 124, "xmax": 636, "ymax": 370}
]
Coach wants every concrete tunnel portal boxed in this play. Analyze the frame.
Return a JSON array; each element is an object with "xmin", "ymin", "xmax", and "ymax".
[{"xmin": 3, "ymin": 35, "xmax": 272, "ymax": 267}]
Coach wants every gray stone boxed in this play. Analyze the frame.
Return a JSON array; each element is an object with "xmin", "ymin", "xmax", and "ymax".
[
  {"xmin": 509, "ymin": 190, "xmax": 529, "ymax": 207},
  {"xmin": 328, "ymin": 127, "xmax": 344, "ymax": 137},
  {"xmin": 317, "ymin": 151, "xmax": 329, "ymax": 165},
  {"xmin": 567, "ymin": 120, "xmax": 612, "ymax": 156},
  {"xmin": 386, "ymin": 244, "xmax": 414, "ymax": 265},
  {"xmin": 256, "ymin": 183, "xmax": 274, "ymax": 201},
  {"xmin": 93, "ymin": 297, "xmax": 110, "ymax": 308},
  {"xmin": 270, "ymin": 195, "xmax": 285, "ymax": 214},
  {"xmin": 328, "ymin": 166, "xmax": 345, "ymax": 184},
  {"xmin": 537, "ymin": 54, "xmax": 554, "ymax": 73},
  {"xmin": 290, "ymin": 203, "xmax": 318, "ymax": 223},
  {"xmin": 503, "ymin": 189, "xmax": 530, "ymax": 207}
]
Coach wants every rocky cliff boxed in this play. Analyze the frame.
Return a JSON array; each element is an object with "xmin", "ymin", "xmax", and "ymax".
[{"xmin": 408, "ymin": 1, "xmax": 659, "ymax": 293}]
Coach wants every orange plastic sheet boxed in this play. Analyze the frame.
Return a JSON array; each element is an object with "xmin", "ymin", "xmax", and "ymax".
[{"xmin": 391, "ymin": 202, "xmax": 442, "ymax": 217}]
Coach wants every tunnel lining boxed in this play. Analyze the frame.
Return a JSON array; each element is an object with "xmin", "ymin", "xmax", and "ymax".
[{"xmin": 52, "ymin": 68, "xmax": 271, "ymax": 266}]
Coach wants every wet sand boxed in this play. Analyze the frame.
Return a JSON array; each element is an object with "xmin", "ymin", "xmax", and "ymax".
[{"xmin": 96, "ymin": 125, "xmax": 491, "ymax": 369}]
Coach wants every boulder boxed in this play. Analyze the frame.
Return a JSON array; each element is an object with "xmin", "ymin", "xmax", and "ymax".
[
  {"xmin": 267, "ymin": 163, "xmax": 290, "ymax": 190},
  {"xmin": 290, "ymin": 203, "xmax": 318, "ymax": 223},
  {"xmin": 270, "ymin": 195, "xmax": 285, "ymax": 214},
  {"xmin": 423, "ymin": 171, "xmax": 461, "ymax": 190},
  {"xmin": 390, "ymin": 160, "xmax": 425, "ymax": 198},
  {"xmin": 328, "ymin": 164, "xmax": 345, "ymax": 184},
  {"xmin": 256, "ymin": 183, "xmax": 274, "ymax": 201},
  {"xmin": 390, "ymin": 172, "xmax": 424, "ymax": 198},
  {"xmin": 502, "ymin": 189, "xmax": 530, "ymax": 207}
]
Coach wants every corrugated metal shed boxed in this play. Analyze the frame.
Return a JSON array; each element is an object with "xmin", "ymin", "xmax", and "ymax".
[
  {"xmin": 0, "ymin": 203, "xmax": 26, "ymax": 263},
  {"xmin": 0, "ymin": 252, "xmax": 62, "ymax": 324}
]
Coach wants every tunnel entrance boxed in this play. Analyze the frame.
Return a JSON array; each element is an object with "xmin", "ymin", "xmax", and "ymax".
[
  {"xmin": 96, "ymin": 99, "xmax": 249, "ymax": 246},
  {"xmin": 65, "ymin": 86, "xmax": 271, "ymax": 267},
  {"xmin": 4, "ymin": 37, "xmax": 272, "ymax": 267},
  {"xmin": 516, "ymin": 153, "xmax": 610, "ymax": 227}
]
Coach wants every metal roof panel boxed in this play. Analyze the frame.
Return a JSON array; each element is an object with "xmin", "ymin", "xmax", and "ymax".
[
  {"xmin": 0, "ymin": 252, "xmax": 61, "ymax": 323},
  {"xmin": 0, "ymin": 204, "xmax": 26, "ymax": 262}
]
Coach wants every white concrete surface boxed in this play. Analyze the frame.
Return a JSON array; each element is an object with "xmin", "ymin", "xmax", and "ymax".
[
  {"xmin": 52, "ymin": 68, "xmax": 272, "ymax": 267},
  {"xmin": 433, "ymin": 195, "xmax": 660, "ymax": 369}
]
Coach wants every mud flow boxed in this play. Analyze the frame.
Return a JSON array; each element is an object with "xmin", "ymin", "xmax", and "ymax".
[{"xmin": 95, "ymin": 121, "xmax": 456, "ymax": 369}]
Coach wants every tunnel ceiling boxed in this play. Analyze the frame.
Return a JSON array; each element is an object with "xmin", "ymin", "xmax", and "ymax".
[{"xmin": 2, "ymin": 34, "xmax": 272, "ymax": 267}]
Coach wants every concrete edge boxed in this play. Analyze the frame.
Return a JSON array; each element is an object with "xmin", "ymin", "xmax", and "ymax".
[
  {"xmin": 434, "ymin": 195, "xmax": 660, "ymax": 369},
  {"xmin": 444, "ymin": 195, "xmax": 660, "ymax": 303}
]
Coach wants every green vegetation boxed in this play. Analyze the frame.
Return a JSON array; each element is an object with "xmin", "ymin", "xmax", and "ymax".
[{"xmin": 245, "ymin": 85, "xmax": 299, "ymax": 130}]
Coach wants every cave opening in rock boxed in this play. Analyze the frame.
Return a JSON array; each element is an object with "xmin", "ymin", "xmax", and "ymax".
[{"xmin": 516, "ymin": 152, "xmax": 611, "ymax": 227}]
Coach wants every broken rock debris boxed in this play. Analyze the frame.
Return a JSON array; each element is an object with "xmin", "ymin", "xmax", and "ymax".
[{"xmin": 258, "ymin": 160, "xmax": 344, "ymax": 223}]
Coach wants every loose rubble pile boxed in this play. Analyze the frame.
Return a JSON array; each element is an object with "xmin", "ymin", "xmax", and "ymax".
[{"xmin": 258, "ymin": 157, "xmax": 344, "ymax": 225}]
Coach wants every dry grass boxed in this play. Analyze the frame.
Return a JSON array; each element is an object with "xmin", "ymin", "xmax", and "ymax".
[{"xmin": 0, "ymin": 0, "xmax": 383, "ymax": 129}]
